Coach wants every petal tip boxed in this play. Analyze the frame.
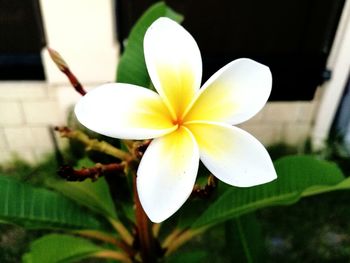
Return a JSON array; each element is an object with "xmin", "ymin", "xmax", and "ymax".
[
  {"xmin": 136, "ymin": 128, "xmax": 199, "ymax": 223},
  {"xmin": 151, "ymin": 16, "xmax": 178, "ymax": 27},
  {"xmin": 235, "ymin": 165, "xmax": 278, "ymax": 188},
  {"xmin": 147, "ymin": 213, "xmax": 168, "ymax": 224}
]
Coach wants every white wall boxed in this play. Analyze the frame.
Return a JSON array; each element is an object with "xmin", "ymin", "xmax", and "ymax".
[
  {"xmin": 312, "ymin": 0, "xmax": 350, "ymax": 150},
  {"xmin": 39, "ymin": 0, "xmax": 119, "ymax": 84}
]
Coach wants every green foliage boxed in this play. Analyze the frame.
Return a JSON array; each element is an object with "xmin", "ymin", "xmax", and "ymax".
[
  {"xmin": 193, "ymin": 156, "xmax": 349, "ymax": 228},
  {"xmin": 46, "ymin": 157, "xmax": 118, "ymax": 219},
  {"xmin": 0, "ymin": 154, "xmax": 58, "ymax": 186},
  {"xmin": 116, "ymin": 2, "xmax": 184, "ymax": 87},
  {"xmin": 47, "ymin": 177, "xmax": 117, "ymax": 220},
  {"xmin": 0, "ymin": 224, "xmax": 40, "ymax": 263},
  {"xmin": 0, "ymin": 175, "xmax": 102, "ymax": 230},
  {"xmin": 225, "ymin": 213, "xmax": 265, "ymax": 263},
  {"xmin": 165, "ymin": 251, "xmax": 207, "ymax": 263},
  {"xmin": 22, "ymin": 234, "xmax": 104, "ymax": 263},
  {"xmin": 260, "ymin": 190, "xmax": 350, "ymax": 262}
]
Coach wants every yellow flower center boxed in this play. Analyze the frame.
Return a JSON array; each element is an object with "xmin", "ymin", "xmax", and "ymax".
[{"xmin": 172, "ymin": 116, "xmax": 184, "ymax": 126}]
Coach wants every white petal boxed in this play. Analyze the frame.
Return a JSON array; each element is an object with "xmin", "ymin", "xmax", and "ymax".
[
  {"xmin": 144, "ymin": 17, "xmax": 202, "ymax": 119},
  {"xmin": 137, "ymin": 127, "xmax": 199, "ymax": 223},
  {"xmin": 75, "ymin": 83, "xmax": 176, "ymax": 140},
  {"xmin": 186, "ymin": 121, "xmax": 277, "ymax": 187},
  {"xmin": 184, "ymin": 58, "xmax": 272, "ymax": 125}
]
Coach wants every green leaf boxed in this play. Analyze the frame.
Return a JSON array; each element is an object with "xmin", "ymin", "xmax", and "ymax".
[
  {"xmin": 225, "ymin": 213, "xmax": 265, "ymax": 263},
  {"xmin": 116, "ymin": 2, "xmax": 184, "ymax": 87},
  {"xmin": 48, "ymin": 178, "xmax": 117, "ymax": 219},
  {"xmin": 46, "ymin": 158, "xmax": 117, "ymax": 219},
  {"xmin": 22, "ymin": 234, "xmax": 104, "ymax": 263},
  {"xmin": 0, "ymin": 176, "xmax": 102, "ymax": 230},
  {"xmin": 193, "ymin": 155, "xmax": 350, "ymax": 228}
]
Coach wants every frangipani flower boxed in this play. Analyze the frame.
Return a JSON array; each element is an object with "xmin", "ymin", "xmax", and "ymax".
[{"xmin": 75, "ymin": 17, "xmax": 277, "ymax": 223}]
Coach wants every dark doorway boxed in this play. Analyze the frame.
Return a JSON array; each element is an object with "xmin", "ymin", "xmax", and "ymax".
[
  {"xmin": 116, "ymin": 0, "xmax": 345, "ymax": 101},
  {"xmin": 0, "ymin": 0, "xmax": 46, "ymax": 80}
]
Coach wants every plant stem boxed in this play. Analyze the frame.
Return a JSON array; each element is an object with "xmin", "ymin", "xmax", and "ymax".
[
  {"xmin": 47, "ymin": 48, "xmax": 87, "ymax": 96},
  {"xmin": 152, "ymin": 223, "xmax": 161, "ymax": 238},
  {"xmin": 75, "ymin": 230, "xmax": 136, "ymax": 258},
  {"xmin": 133, "ymin": 173, "xmax": 158, "ymax": 262},
  {"xmin": 165, "ymin": 228, "xmax": 204, "ymax": 256},
  {"xmin": 75, "ymin": 230, "xmax": 119, "ymax": 245},
  {"xmin": 109, "ymin": 218, "xmax": 134, "ymax": 246},
  {"xmin": 94, "ymin": 250, "xmax": 132, "ymax": 263},
  {"xmin": 58, "ymin": 162, "xmax": 125, "ymax": 181},
  {"xmin": 162, "ymin": 228, "xmax": 182, "ymax": 248},
  {"xmin": 55, "ymin": 126, "xmax": 131, "ymax": 160}
]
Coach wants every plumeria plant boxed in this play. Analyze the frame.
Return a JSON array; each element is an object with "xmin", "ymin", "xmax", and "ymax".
[
  {"xmin": 1, "ymin": 3, "xmax": 350, "ymax": 263},
  {"xmin": 75, "ymin": 16, "xmax": 277, "ymax": 223}
]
